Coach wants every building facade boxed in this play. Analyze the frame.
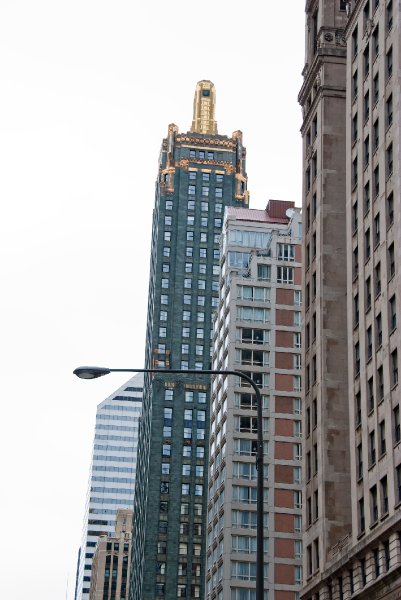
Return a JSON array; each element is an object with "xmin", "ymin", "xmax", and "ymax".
[
  {"xmin": 75, "ymin": 375, "xmax": 143, "ymax": 600},
  {"xmin": 206, "ymin": 201, "xmax": 303, "ymax": 600},
  {"xmin": 89, "ymin": 509, "xmax": 133, "ymax": 600},
  {"xmin": 129, "ymin": 81, "xmax": 249, "ymax": 600},
  {"xmin": 299, "ymin": 1, "xmax": 401, "ymax": 599}
]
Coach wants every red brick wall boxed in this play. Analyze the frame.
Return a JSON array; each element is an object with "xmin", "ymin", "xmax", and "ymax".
[
  {"xmin": 275, "ymin": 352, "xmax": 294, "ymax": 369},
  {"xmin": 276, "ymin": 309, "xmax": 293, "ymax": 326},
  {"xmin": 275, "ymin": 441, "xmax": 293, "ymax": 460},
  {"xmin": 274, "ymin": 512, "xmax": 294, "ymax": 532},
  {"xmin": 275, "ymin": 464, "xmax": 293, "ymax": 484},
  {"xmin": 276, "ymin": 330, "xmax": 293, "ymax": 348},
  {"xmin": 275, "ymin": 373, "xmax": 293, "ymax": 392},
  {"xmin": 275, "ymin": 563, "xmax": 295, "ymax": 585},
  {"xmin": 276, "ymin": 288, "xmax": 294, "ymax": 305},
  {"xmin": 275, "ymin": 418, "xmax": 293, "ymax": 436},
  {"xmin": 275, "ymin": 488, "xmax": 294, "ymax": 509},
  {"xmin": 275, "ymin": 396, "xmax": 294, "ymax": 413}
]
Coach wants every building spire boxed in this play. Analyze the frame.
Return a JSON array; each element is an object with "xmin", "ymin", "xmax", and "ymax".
[{"xmin": 190, "ymin": 80, "xmax": 218, "ymax": 135}]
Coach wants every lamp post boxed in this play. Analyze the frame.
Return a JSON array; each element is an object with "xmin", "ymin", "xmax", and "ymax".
[{"xmin": 74, "ymin": 365, "xmax": 265, "ymax": 600}]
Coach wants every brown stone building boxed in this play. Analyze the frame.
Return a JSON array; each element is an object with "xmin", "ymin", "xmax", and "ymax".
[
  {"xmin": 89, "ymin": 509, "xmax": 133, "ymax": 600},
  {"xmin": 299, "ymin": 1, "xmax": 401, "ymax": 599}
]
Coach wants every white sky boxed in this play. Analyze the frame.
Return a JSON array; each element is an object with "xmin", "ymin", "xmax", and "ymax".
[{"xmin": 0, "ymin": 2, "xmax": 305, "ymax": 598}]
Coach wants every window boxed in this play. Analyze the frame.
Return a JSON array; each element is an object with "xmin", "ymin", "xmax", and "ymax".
[
  {"xmin": 388, "ymin": 243, "xmax": 395, "ymax": 279},
  {"xmin": 188, "ymin": 184, "xmax": 196, "ymax": 195},
  {"xmin": 352, "ymin": 156, "xmax": 358, "ymax": 188},
  {"xmin": 368, "ymin": 377, "xmax": 374, "ymax": 412},
  {"xmin": 387, "ymin": 0, "xmax": 393, "ymax": 30},
  {"xmin": 184, "ymin": 278, "xmax": 191, "ymax": 289},
  {"xmin": 161, "ymin": 278, "xmax": 169, "ymax": 289},
  {"xmin": 365, "ymin": 277, "xmax": 372, "ymax": 312},
  {"xmin": 386, "ymin": 94, "xmax": 393, "ymax": 129},
  {"xmin": 387, "ymin": 192, "xmax": 394, "ymax": 227},
  {"xmin": 182, "ymin": 326, "xmax": 190, "ymax": 338},
  {"xmin": 363, "ymin": 45, "xmax": 369, "ymax": 77},
  {"xmin": 181, "ymin": 484, "xmax": 190, "ymax": 496},
  {"xmin": 374, "ymin": 213, "xmax": 380, "ymax": 246},
  {"xmin": 361, "ymin": 96, "xmax": 367, "ymax": 126},
  {"xmin": 373, "ymin": 74, "xmax": 379, "ymax": 107},
  {"xmin": 386, "ymin": 46, "xmax": 393, "ymax": 79},
  {"xmin": 277, "ymin": 243, "xmax": 295, "ymax": 261},
  {"xmin": 357, "ymin": 443, "xmax": 363, "ymax": 480},
  {"xmin": 365, "ymin": 228, "xmax": 371, "ymax": 261},
  {"xmin": 372, "ymin": 27, "xmax": 379, "ymax": 59},
  {"xmin": 160, "ymin": 310, "xmax": 168, "ymax": 321},
  {"xmin": 364, "ymin": 136, "xmax": 370, "ymax": 166},
  {"xmin": 375, "ymin": 262, "xmax": 381, "ymax": 296},
  {"xmin": 369, "ymin": 430, "xmax": 376, "ymax": 466},
  {"xmin": 387, "ymin": 143, "xmax": 393, "ymax": 177},
  {"xmin": 352, "ymin": 26, "xmax": 358, "ymax": 58},
  {"xmin": 257, "ymin": 264, "xmax": 271, "ymax": 281},
  {"xmin": 370, "ymin": 484, "xmax": 378, "ymax": 523},
  {"xmin": 355, "ymin": 391, "xmax": 362, "ymax": 427},
  {"xmin": 358, "ymin": 497, "xmax": 365, "ymax": 534},
  {"xmin": 159, "ymin": 327, "xmax": 166, "ymax": 338},
  {"xmin": 367, "ymin": 326, "xmax": 373, "ymax": 360},
  {"xmin": 364, "ymin": 182, "xmax": 370, "ymax": 213},
  {"xmin": 373, "ymin": 119, "xmax": 380, "ymax": 152},
  {"xmin": 380, "ymin": 420, "xmax": 386, "ymax": 456},
  {"xmin": 396, "ymin": 463, "xmax": 401, "ymax": 503},
  {"xmin": 376, "ymin": 312, "xmax": 382, "ymax": 347},
  {"xmin": 277, "ymin": 266, "xmax": 294, "ymax": 284},
  {"xmin": 352, "ymin": 70, "xmax": 358, "ymax": 100},
  {"xmin": 391, "ymin": 349, "xmax": 398, "ymax": 387},
  {"xmin": 389, "ymin": 295, "xmax": 396, "ymax": 331},
  {"xmin": 161, "ymin": 294, "xmax": 168, "ymax": 305},
  {"xmin": 355, "ymin": 342, "xmax": 360, "ymax": 375},
  {"xmin": 186, "ymin": 231, "xmax": 194, "ymax": 242},
  {"xmin": 164, "ymin": 231, "xmax": 171, "ymax": 242},
  {"xmin": 377, "ymin": 365, "xmax": 384, "ymax": 400},
  {"xmin": 381, "ymin": 475, "xmax": 389, "ymax": 514}
]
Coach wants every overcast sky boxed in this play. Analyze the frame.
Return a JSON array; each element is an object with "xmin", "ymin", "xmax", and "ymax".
[{"xmin": 0, "ymin": 2, "xmax": 305, "ymax": 598}]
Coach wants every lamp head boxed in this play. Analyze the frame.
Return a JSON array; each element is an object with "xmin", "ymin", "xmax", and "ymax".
[{"xmin": 73, "ymin": 366, "xmax": 111, "ymax": 379}]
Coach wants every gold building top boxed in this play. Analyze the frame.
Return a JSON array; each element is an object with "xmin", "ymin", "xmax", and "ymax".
[{"xmin": 190, "ymin": 80, "xmax": 218, "ymax": 135}]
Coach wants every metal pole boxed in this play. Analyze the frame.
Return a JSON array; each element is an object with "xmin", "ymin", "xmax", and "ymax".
[{"xmin": 75, "ymin": 366, "xmax": 264, "ymax": 600}]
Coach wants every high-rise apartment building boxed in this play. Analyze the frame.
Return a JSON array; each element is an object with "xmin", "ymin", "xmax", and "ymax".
[
  {"xmin": 299, "ymin": 1, "xmax": 400, "ymax": 599},
  {"xmin": 206, "ymin": 201, "xmax": 303, "ymax": 600},
  {"xmin": 89, "ymin": 509, "xmax": 133, "ymax": 600},
  {"xmin": 75, "ymin": 375, "xmax": 143, "ymax": 600},
  {"xmin": 130, "ymin": 81, "xmax": 249, "ymax": 600}
]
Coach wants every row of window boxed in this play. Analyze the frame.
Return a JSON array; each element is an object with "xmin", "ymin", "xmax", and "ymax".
[
  {"xmin": 358, "ymin": 466, "xmax": 401, "ymax": 535},
  {"xmin": 188, "ymin": 171, "xmax": 224, "ymax": 183},
  {"xmin": 189, "ymin": 149, "xmax": 216, "ymax": 160},
  {"xmin": 167, "ymin": 199, "xmax": 223, "ymax": 213},
  {"xmin": 162, "ymin": 444, "xmax": 205, "ymax": 458},
  {"xmin": 187, "ymin": 185, "xmax": 223, "ymax": 198},
  {"xmin": 351, "ymin": 142, "xmax": 394, "ymax": 197}
]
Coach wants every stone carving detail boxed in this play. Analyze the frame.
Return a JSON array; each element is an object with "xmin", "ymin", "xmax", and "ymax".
[
  {"xmin": 324, "ymin": 32, "xmax": 334, "ymax": 41},
  {"xmin": 336, "ymin": 29, "xmax": 346, "ymax": 46}
]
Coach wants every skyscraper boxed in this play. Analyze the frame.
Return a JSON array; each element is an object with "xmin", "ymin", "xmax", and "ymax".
[
  {"xmin": 299, "ymin": 1, "xmax": 400, "ymax": 599},
  {"xmin": 130, "ymin": 81, "xmax": 249, "ymax": 600},
  {"xmin": 75, "ymin": 374, "xmax": 143, "ymax": 600},
  {"xmin": 207, "ymin": 201, "xmax": 303, "ymax": 600}
]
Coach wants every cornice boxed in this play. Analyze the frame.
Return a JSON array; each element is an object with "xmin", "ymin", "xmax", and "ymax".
[{"xmin": 175, "ymin": 135, "xmax": 236, "ymax": 149}]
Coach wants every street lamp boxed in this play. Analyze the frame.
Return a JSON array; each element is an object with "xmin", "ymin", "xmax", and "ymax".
[{"xmin": 74, "ymin": 365, "xmax": 265, "ymax": 600}]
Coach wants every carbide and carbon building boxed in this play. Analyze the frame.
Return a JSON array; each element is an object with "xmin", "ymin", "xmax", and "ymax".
[{"xmin": 129, "ymin": 81, "xmax": 249, "ymax": 600}]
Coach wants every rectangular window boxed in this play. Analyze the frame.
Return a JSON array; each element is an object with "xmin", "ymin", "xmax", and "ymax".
[
  {"xmin": 277, "ymin": 243, "xmax": 295, "ymax": 261},
  {"xmin": 386, "ymin": 46, "xmax": 393, "ymax": 79},
  {"xmin": 388, "ymin": 243, "xmax": 395, "ymax": 279},
  {"xmin": 387, "ymin": 143, "xmax": 393, "ymax": 177},
  {"xmin": 386, "ymin": 94, "xmax": 393, "ymax": 128},
  {"xmin": 391, "ymin": 349, "xmax": 398, "ymax": 387},
  {"xmin": 188, "ymin": 184, "xmax": 196, "ymax": 195},
  {"xmin": 277, "ymin": 266, "xmax": 294, "ymax": 284},
  {"xmin": 389, "ymin": 295, "xmax": 396, "ymax": 331}
]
